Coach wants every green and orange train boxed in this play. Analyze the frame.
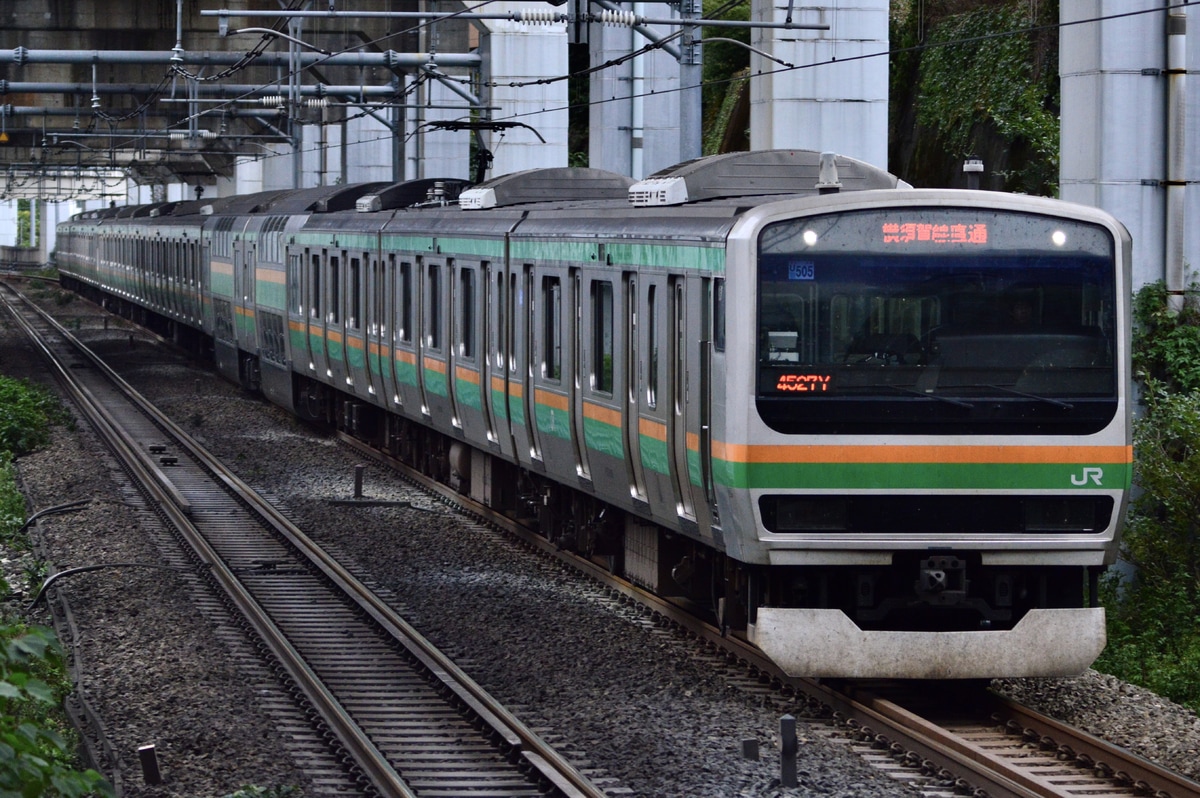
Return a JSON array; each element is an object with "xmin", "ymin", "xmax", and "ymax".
[{"xmin": 56, "ymin": 150, "xmax": 1132, "ymax": 678}]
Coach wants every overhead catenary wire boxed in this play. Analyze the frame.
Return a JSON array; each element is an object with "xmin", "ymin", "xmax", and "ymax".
[{"xmin": 16, "ymin": 1, "xmax": 1196, "ymax": 185}]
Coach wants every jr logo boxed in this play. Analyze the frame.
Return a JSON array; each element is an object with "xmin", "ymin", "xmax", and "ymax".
[{"xmin": 1071, "ymin": 467, "xmax": 1104, "ymax": 486}]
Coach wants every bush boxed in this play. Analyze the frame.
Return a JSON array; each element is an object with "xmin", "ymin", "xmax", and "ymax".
[
  {"xmin": 1095, "ymin": 283, "xmax": 1200, "ymax": 712},
  {"xmin": 0, "ymin": 626, "xmax": 114, "ymax": 797},
  {"xmin": 0, "ymin": 378, "xmax": 68, "ymax": 458}
]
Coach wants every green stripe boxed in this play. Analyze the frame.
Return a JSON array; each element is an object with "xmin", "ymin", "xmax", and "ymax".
[
  {"xmin": 605, "ymin": 243, "xmax": 725, "ymax": 273},
  {"xmin": 639, "ymin": 434, "xmax": 669, "ymax": 475},
  {"xmin": 396, "ymin": 357, "xmax": 417, "ymax": 386},
  {"xmin": 715, "ymin": 461, "xmax": 1133, "ymax": 491},
  {"xmin": 583, "ymin": 416, "xmax": 623, "ymax": 459},
  {"xmin": 456, "ymin": 377, "xmax": 482, "ymax": 410},
  {"xmin": 382, "ymin": 235, "xmax": 435, "ymax": 253},
  {"xmin": 511, "ymin": 240, "xmax": 600, "ymax": 263},
  {"xmin": 424, "ymin": 366, "xmax": 448, "ymax": 397},
  {"xmin": 490, "ymin": 387, "xmax": 509, "ymax": 421},
  {"xmin": 438, "ymin": 237, "xmax": 505, "ymax": 259},
  {"xmin": 347, "ymin": 338, "xmax": 366, "ymax": 369},
  {"xmin": 210, "ymin": 273, "xmax": 233, "ymax": 297},
  {"xmin": 687, "ymin": 447, "xmax": 702, "ymax": 487},
  {"xmin": 535, "ymin": 402, "xmax": 571, "ymax": 440},
  {"xmin": 256, "ymin": 281, "xmax": 286, "ymax": 310},
  {"xmin": 508, "ymin": 393, "xmax": 526, "ymax": 427}
]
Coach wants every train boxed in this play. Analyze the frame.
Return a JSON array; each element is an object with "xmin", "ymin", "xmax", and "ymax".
[{"xmin": 55, "ymin": 150, "xmax": 1133, "ymax": 679}]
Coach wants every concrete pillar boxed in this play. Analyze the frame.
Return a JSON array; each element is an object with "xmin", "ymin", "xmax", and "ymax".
[
  {"xmin": 589, "ymin": 5, "xmax": 680, "ymax": 177},
  {"xmin": 477, "ymin": 10, "xmax": 569, "ymax": 175},
  {"xmin": 1183, "ymin": 4, "xmax": 1199, "ymax": 289},
  {"xmin": 749, "ymin": 0, "xmax": 889, "ymax": 169},
  {"xmin": 1060, "ymin": 0, "xmax": 1167, "ymax": 290}
]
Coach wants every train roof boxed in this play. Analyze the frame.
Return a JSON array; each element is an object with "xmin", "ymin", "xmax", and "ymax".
[{"xmin": 66, "ymin": 149, "xmax": 907, "ymax": 231}]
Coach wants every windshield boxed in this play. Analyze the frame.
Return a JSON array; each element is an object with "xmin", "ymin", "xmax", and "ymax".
[{"xmin": 756, "ymin": 207, "xmax": 1117, "ymax": 435}]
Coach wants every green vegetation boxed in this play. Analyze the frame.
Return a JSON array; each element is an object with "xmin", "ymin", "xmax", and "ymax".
[
  {"xmin": 1095, "ymin": 282, "xmax": 1200, "ymax": 712},
  {"xmin": 221, "ymin": 787, "xmax": 301, "ymax": 798},
  {"xmin": 0, "ymin": 376, "xmax": 112, "ymax": 796},
  {"xmin": 1, "ymin": 627, "xmax": 113, "ymax": 798},
  {"xmin": 701, "ymin": 0, "xmax": 751, "ymax": 154},
  {"xmin": 890, "ymin": 0, "xmax": 1060, "ymax": 192},
  {"xmin": 0, "ymin": 378, "xmax": 69, "ymax": 460}
]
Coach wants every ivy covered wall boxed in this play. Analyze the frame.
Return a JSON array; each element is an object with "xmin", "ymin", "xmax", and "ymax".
[
  {"xmin": 890, "ymin": 0, "xmax": 1060, "ymax": 193},
  {"xmin": 697, "ymin": 0, "xmax": 1061, "ymax": 194}
]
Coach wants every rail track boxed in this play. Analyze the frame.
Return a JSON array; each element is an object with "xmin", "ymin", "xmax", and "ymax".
[
  {"xmin": 2, "ymin": 281, "xmax": 608, "ymax": 798},
  {"xmin": 337, "ymin": 414, "xmax": 1200, "ymax": 798}
]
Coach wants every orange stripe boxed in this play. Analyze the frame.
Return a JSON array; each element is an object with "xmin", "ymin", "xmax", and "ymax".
[
  {"xmin": 455, "ymin": 365, "xmax": 480, "ymax": 385},
  {"xmin": 423, "ymin": 356, "xmax": 446, "ymax": 374},
  {"xmin": 638, "ymin": 416, "xmax": 666, "ymax": 441},
  {"xmin": 256, "ymin": 269, "xmax": 285, "ymax": 284},
  {"xmin": 712, "ymin": 443, "xmax": 1133, "ymax": 465},
  {"xmin": 396, "ymin": 350, "xmax": 416, "ymax": 365},
  {"xmin": 508, "ymin": 381, "xmax": 524, "ymax": 399},
  {"xmin": 535, "ymin": 388, "xmax": 569, "ymax": 411},
  {"xmin": 584, "ymin": 401, "xmax": 622, "ymax": 428}
]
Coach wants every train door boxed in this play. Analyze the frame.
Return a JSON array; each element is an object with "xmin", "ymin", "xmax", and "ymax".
[
  {"xmin": 345, "ymin": 251, "xmax": 368, "ymax": 395},
  {"xmin": 445, "ymin": 259, "xmax": 463, "ymax": 429},
  {"xmin": 570, "ymin": 268, "xmax": 590, "ymax": 481},
  {"xmin": 244, "ymin": 242, "xmax": 257, "ymax": 350},
  {"xmin": 418, "ymin": 257, "xmax": 454, "ymax": 429},
  {"xmin": 624, "ymin": 273, "xmax": 646, "ymax": 501},
  {"xmin": 307, "ymin": 249, "xmax": 329, "ymax": 381},
  {"xmin": 638, "ymin": 277, "xmax": 677, "ymax": 519},
  {"xmin": 326, "ymin": 250, "xmax": 349, "ymax": 387},
  {"xmin": 233, "ymin": 240, "xmax": 244, "ymax": 339},
  {"xmin": 696, "ymin": 276, "xmax": 715, "ymax": 531},
  {"xmin": 393, "ymin": 258, "xmax": 420, "ymax": 413},
  {"xmin": 504, "ymin": 264, "xmax": 538, "ymax": 466},
  {"xmin": 453, "ymin": 261, "xmax": 490, "ymax": 442},
  {"xmin": 366, "ymin": 251, "xmax": 389, "ymax": 405},
  {"xmin": 481, "ymin": 263, "xmax": 508, "ymax": 452},
  {"xmin": 669, "ymin": 275, "xmax": 695, "ymax": 521},
  {"xmin": 525, "ymin": 264, "xmax": 544, "ymax": 463}
]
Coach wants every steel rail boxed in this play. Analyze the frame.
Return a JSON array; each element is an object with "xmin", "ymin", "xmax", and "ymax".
[
  {"xmin": 5, "ymin": 282, "xmax": 606, "ymax": 798},
  {"xmin": 0, "ymin": 286, "xmax": 416, "ymax": 798},
  {"xmin": 337, "ymin": 434, "xmax": 1200, "ymax": 798}
]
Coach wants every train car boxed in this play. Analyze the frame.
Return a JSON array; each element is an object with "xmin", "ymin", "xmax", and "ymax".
[{"xmin": 56, "ymin": 150, "xmax": 1132, "ymax": 679}]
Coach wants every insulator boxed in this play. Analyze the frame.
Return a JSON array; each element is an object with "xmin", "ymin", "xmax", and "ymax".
[
  {"xmin": 304, "ymin": 98, "xmax": 329, "ymax": 108},
  {"xmin": 260, "ymin": 96, "xmax": 286, "ymax": 107},
  {"xmin": 600, "ymin": 9, "xmax": 637, "ymax": 27},
  {"xmin": 519, "ymin": 8, "xmax": 558, "ymax": 23}
]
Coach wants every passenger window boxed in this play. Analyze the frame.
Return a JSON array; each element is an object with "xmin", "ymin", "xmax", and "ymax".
[
  {"xmin": 399, "ymin": 262, "xmax": 412, "ymax": 343},
  {"xmin": 428, "ymin": 263, "xmax": 442, "ymax": 349},
  {"xmin": 460, "ymin": 266, "xmax": 476, "ymax": 359},
  {"xmin": 593, "ymin": 280, "xmax": 613, "ymax": 394},
  {"xmin": 349, "ymin": 256, "xmax": 361, "ymax": 330},
  {"xmin": 328, "ymin": 255, "xmax": 340, "ymax": 324},
  {"xmin": 543, "ymin": 275, "xmax": 562, "ymax": 381},
  {"xmin": 713, "ymin": 278, "xmax": 726, "ymax": 352}
]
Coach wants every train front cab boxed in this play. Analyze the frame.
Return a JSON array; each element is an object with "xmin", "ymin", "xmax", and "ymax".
[{"xmin": 721, "ymin": 190, "xmax": 1133, "ymax": 679}]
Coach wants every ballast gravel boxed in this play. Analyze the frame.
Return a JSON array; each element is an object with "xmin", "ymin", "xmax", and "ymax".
[{"xmin": 4, "ymin": 289, "xmax": 1200, "ymax": 797}]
